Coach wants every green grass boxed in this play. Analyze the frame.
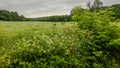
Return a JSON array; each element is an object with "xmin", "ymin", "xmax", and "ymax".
[
  {"xmin": 0, "ymin": 21, "xmax": 72, "ymax": 36},
  {"xmin": 0, "ymin": 21, "xmax": 73, "ymax": 47}
]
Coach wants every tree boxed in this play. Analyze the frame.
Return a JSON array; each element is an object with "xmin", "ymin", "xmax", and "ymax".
[
  {"xmin": 10, "ymin": 12, "xmax": 20, "ymax": 21},
  {"xmin": 112, "ymin": 4, "xmax": 120, "ymax": 19},
  {"xmin": 71, "ymin": 6, "xmax": 84, "ymax": 21},
  {"xmin": 20, "ymin": 15, "xmax": 26, "ymax": 21},
  {"xmin": 92, "ymin": 0, "xmax": 103, "ymax": 11},
  {"xmin": 86, "ymin": 0, "xmax": 91, "ymax": 9},
  {"xmin": 0, "ymin": 11, "xmax": 12, "ymax": 21},
  {"xmin": 0, "ymin": 9, "xmax": 26, "ymax": 21},
  {"xmin": 76, "ymin": 6, "xmax": 120, "ymax": 67}
]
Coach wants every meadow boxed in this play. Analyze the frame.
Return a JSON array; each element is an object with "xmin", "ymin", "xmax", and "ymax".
[
  {"xmin": 0, "ymin": 21, "xmax": 120, "ymax": 68},
  {"xmin": 0, "ymin": 21, "xmax": 79, "ymax": 67},
  {"xmin": 0, "ymin": 21, "xmax": 73, "ymax": 49},
  {"xmin": 0, "ymin": 21, "xmax": 72, "ymax": 36}
]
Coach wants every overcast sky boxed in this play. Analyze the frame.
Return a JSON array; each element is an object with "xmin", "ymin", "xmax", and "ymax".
[{"xmin": 0, "ymin": 0, "xmax": 120, "ymax": 18}]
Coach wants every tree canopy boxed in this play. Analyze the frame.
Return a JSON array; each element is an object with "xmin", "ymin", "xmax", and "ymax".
[
  {"xmin": 0, "ymin": 10, "xmax": 26, "ymax": 21},
  {"xmin": 29, "ymin": 15, "xmax": 71, "ymax": 22}
]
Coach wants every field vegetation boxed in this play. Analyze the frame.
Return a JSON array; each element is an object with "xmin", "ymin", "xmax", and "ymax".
[{"xmin": 0, "ymin": 0, "xmax": 120, "ymax": 68}]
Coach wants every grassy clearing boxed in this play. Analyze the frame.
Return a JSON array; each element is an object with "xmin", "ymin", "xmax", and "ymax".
[
  {"xmin": 0, "ymin": 21, "xmax": 72, "ymax": 36},
  {"xmin": 0, "ymin": 21, "xmax": 73, "ymax": 47},
  {"xmin": 0, "ymin": 21, "xmax": 80, "ymax": 67}
]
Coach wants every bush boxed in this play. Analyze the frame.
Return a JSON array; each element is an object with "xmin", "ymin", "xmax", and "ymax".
[
  {"xmin": 0, "ymin": 30, "xmax": 82, "ymax": 68},
  {"xmin": 75, "ymin": 8, "xmax": 120, "ymax": 67}
]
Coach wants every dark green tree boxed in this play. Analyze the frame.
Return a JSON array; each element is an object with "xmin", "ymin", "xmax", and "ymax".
[
  {"xmin": 92, "ymin": 0, "xmax": 103, "ymax": 11},
  {"xmin": 0, "ymin": 11, "xmax": 12, "ymax": 21},
  {"xmin": 10, "ymin": 12, "xmax": 20, "ymax": 21},
  {"xmin": 86, "ymin": 0, "xmax": 91, "ymax": 9},
  {"xmin": 0, "ymin": 9, "xmax": 26, "ymax": 21},
  {"xmin": 112, "ymin": 4, "xmax": 120, "ymax": 19},
  {"xmin": 20, "ymin": 15, "xmax": 26, "ymax": 21}
]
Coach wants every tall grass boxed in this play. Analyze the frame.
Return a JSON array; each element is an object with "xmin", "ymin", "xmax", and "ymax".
[{"xmin": 0, "ymin": 21, "xmax": 72, "ymax": 46}]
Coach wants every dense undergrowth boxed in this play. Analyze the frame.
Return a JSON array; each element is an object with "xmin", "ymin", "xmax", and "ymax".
[{"xmin": 0, "ymin": 8, "xmax": 120, "ymax": 68}]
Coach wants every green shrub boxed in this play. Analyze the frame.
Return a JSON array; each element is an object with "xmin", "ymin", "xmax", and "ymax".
[
  {"xmin": 0, "ymin": 30, "xmax": 82, "ymax": 68},
  {"xmin": 75, "ymin": 8, "xmax": 120, "ymax": 67}
]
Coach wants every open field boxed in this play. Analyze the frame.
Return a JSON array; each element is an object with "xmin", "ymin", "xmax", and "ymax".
[
  {"xmin": 0, "ymin": 21, "xmax": 81, "ymax": 67},
  {"xmin": 0, "ymin": 21, "xmax": 72, "ymax": 36},
  {"xmin": 0, "ymin": 21, "xmax": 74, "ymax": 47}
]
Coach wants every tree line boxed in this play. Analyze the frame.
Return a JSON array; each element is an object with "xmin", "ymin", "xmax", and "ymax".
[
  {"xmin": 29, "ymin": 15, "xmax": 71, "ymax": 22},
  {"xmin": 29, "ymin": 2, "xmax": 120, "ymax": 22},
  {"xmin": 71, "ymin": 1, "xmax": 120, "ymax": 22},
  {"xmin": 0, "ymin": 10, "xmax": 26, "ymax": 21}
]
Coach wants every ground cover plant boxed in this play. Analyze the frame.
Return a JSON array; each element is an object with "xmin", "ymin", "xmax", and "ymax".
[{"xmin": 0, "ymin": 20, "xmax": 120, "ymax": 68}]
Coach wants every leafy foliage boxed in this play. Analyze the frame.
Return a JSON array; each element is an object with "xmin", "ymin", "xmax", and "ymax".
[
  {"xmin": 112, "ymin": 4, "xmax": 120, "ymax": 20},
  {"xmin": 91, "ymin": 0, "xmax": 103, "ymax": 11},
  {"xmin": 72, "ymin": 5, "xmax": 120, "ymax": 67},
  {"xmin": 29, "ymin": 15, "xmax": 71, "ymax": 22},
  {"xmin": 0, "ymin": 26, "xmax": 82, "ymax": 67},
  {"xmin": 0, "ymin": 10, "xmax": 26, "ymax": 21},
  {"xmin": 71, "ymin": 6, "xmax": 84, "ymax": 22}
]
